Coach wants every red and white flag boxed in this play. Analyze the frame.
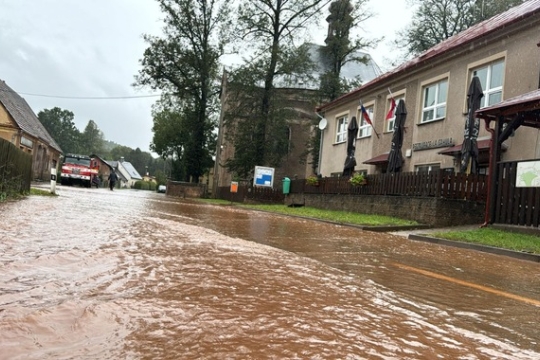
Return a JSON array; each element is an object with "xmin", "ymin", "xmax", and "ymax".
[{"xmin": 385, "ymin": 98, "xmax": 396, "ymax": 120}]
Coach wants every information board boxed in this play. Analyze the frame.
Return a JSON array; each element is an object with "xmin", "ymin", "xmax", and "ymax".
[
  {"xmin": 516, "ymin": 160, "xmax": 540, "ymax": 187},
  {"xmin": 253, "ymin": 166, "xmax": 274, "ymax": 187}
]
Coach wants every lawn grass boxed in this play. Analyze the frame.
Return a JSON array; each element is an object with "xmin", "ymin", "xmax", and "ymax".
[
  {"xmin": 238, "ymin": 204, "xmax": 419, "ymax": 226},
  {"xmin": 196, "ymin": 199, "xmax": 417, "ymax": 226},
  {"xmin": 431, "ymin": 227, "xmax": 540, "ymax": 254},
  {"xmin": 30, "ymin": 188, "xmax": 58, "ymax": 196}
]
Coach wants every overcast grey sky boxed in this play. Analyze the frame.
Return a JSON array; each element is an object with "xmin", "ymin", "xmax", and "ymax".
[{"xmin": 0, "ymin": 0, "xmax": 413, "ymax": 153}]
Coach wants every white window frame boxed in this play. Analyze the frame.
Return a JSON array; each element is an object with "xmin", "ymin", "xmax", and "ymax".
[
  {"xmin": 357, "ymin": 105, "xmax": 373, "ymax": 138},
  {"xmin": 415, "ymin": 163, "xmax": 441, "ymax": 173},
  {"xmin": 421, "ymin": 79, "xmax": 448, "ymax": 123},
  {"xmin": 386, "ymin": 94, "xmax": 405, "ymax": 132},
  {"xmin": 335, "ymin": 114, "xmax": 348, "ymax": 143},
  {"xmin": 474, "ymin": 59, "xmax": 505, "ymax": 108}
]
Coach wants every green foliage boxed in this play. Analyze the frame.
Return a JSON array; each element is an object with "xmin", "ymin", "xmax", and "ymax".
[
  {"xmin": 30, "ymin": 188, "xmax": 57, "ymax": 196},
  {"xmin": 108, "ymin": 145, "xmax": 133, "ymax": 162},
  {"xmin": 306, "ymin": 176, "xmax": 319, "ymax": 185},
  {"xmin": 38, "ymin": 107, "xmax": 82, "ymax": 154},
  {"xmin": 133, "ymin": 180, "xmax": 157, "ymax": 191},
  {"xmin": 223, "ymin": 0, "xmax": 328, "ymax": 179},
  {"xmin": 81, "ymin": 120, "xmax": 105, "ymax": 155},
  {"xmin": 135, "ymin": 0, "xmax": 231, "ymax": 183},
  {"xmin": 348, "ymin": 173, "xmax": 365, "ymax": 186},
  {"xmin": 37, "ymin": 108, "xmax": 109, "ymax": 157},
  {"xmin": 397, "ymin": 0, "xmax": 526, "ymax": 57}
]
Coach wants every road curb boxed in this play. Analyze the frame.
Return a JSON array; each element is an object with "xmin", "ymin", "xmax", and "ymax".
[{"xmin": 408, "ymin": 234, "xmax": 540, "ymax": 263}]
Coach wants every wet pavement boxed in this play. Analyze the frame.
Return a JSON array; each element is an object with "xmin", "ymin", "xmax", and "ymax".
[{"xmin": 0, "ymin": 185, "xmax": 539, "ymax": 359}]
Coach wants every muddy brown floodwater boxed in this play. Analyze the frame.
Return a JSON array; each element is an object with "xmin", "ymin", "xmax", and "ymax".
[{"xmin": 0, "ymin": 185, "xmax": 539, "ymax": 359}]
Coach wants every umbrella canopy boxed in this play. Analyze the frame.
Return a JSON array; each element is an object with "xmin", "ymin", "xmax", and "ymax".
[
  {"xmin": 387, "ymin": 99, "xmax": 407, "ymax": 173},
  {"xmin": 460, "ymin": 75, "xmax": 484, "ymax": 173},
  {"xmin": 342, "ymin": 116, "xmax": 358, "ymax": 176}
]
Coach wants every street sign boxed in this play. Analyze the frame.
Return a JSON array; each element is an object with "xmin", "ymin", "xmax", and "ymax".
[
  {"xmin": 253, "ymin": 166, "xmax": 274, "ymax": 187},
  {"xmin": 230, "ymin": 181, "xmax": 238, "ymax": 193}
]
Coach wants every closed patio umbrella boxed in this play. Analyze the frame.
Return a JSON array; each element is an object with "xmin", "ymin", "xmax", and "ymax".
[
  {"xmin": 387, "ymin": 99, "xmax": 407, "ymax": 173},
  {"xmin": 460, "ymin": 75, "xmax": 484, "ymax": 173},
  {"xmin": 342, "ymin": 116, "xmax": 358, "ymax": 176}
]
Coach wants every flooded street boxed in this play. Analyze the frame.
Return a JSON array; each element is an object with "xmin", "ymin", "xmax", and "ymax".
[{"xmin": 1, "ymin": 186, "xmax": 539, "ymax": 359}]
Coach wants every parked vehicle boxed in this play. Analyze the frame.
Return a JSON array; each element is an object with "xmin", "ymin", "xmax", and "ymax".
[
  {"xmin": 60, "ymin": 154, "xmax": 98, "ymax": 188},
  {"xmin": 157, "ymin": 185, "xmax": 166, "ymax": 193}
]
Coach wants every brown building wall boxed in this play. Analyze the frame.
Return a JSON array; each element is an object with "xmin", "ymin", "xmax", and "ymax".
[
  {"xmin": 0, "ymin": 104, "xmax": 61, "ymax": 180},
  {"xmin": 214, "ymin": 72, "xmax": 318, "ymax": 189}
]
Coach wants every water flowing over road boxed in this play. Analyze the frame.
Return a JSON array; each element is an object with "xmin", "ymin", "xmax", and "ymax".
[{"xmin": 1, "ymin": 185, "xmax": 539, "ymax": 359}]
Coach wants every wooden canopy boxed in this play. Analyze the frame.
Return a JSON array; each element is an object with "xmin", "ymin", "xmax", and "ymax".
[
  {"xmin": 474, "ymin": 88, "xmax": 540, "ymax": 225},
  {"xmin": 475, "ymin": 88, "xmax": 540, "ymax": 128}
]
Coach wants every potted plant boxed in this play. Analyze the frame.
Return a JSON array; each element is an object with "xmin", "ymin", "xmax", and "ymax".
[
  {"xmin": 349, "ymin": 173, "xmax": 367, "ymax": 186},
  {"xmin": 306, "ymin": 175, "xmax": 320, "ymax": 186}
]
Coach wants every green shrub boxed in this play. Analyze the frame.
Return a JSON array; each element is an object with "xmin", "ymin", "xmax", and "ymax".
[{"xmin": 134, "ymin": 180, "xmax": 155, "ymax": 191}]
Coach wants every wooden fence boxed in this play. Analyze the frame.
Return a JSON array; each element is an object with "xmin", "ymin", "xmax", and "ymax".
[
  {"xmin": 292, "ymin": 171, "xmax": 487, "ymax": 201},
  {"xmin": 494, "ymin": 161, "xmax": 540, "ymax": 227},
  {"xmin": 215, "ymin": 170, "xmax": 488, "ymax": 204},
  {"xmin": 0, "ymin": 138, "xmax": 33, "ymax": 197}
]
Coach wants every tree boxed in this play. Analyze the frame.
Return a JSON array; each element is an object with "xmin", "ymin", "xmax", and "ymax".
[
  {"xmin": 223, "ymin": 0, "xmax": 331, "ymax": 179},
  {"xmin": 319, "ymin": 0, "xmax": 376, "ymax": 101},
  {"xmin": 80, "ymin": 120, "xmax": 105, "ymax": 156},
  {"xmin": 109, "ymin": 145, "xmax": 133, "ymax": 162},
  {"xmin": 135, "ymin": 0, "xmax": 232, "ymax": 183},
  {"xmin": 398, "ymin": 0, "xmax": 526, "ymax": 57},
  {"xmin": 37, "ymin": 107, "xmax": 82, "ymax": 154},
  {"xmin": 149, "ymin": 102, "xmax": 190, "ymax": 181}
]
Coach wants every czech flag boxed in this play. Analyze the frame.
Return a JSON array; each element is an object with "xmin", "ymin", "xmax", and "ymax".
[{"xmin": 360, "ymin": 104, "xmax": 373, "ymax": 126}]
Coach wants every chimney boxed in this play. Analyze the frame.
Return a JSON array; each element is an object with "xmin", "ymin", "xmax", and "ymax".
[{"xmin": 120, "ymin": 157, "xmax": 124, "ymax": 163}]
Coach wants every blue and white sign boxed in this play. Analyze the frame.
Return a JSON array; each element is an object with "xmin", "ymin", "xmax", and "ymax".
[{"xmin": 254, "ymin": 166, "xmax": 274, "ymax": 187}]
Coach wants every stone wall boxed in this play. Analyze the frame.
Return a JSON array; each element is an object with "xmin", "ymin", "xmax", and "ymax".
[
  {"xmin": 285, "ymin": 193, "xmax": 485, "ymax": 227},
  {"xmin": 167, "ymin": 181, "xmax": 207, "ymax": 198}
]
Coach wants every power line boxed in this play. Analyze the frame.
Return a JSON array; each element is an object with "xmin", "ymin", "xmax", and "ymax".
[{"xmin": 0, "ymin": 88, "xmax": 161, "ymax": 100}]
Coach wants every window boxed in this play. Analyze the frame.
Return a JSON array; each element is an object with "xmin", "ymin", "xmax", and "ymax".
[
  {"xmin": 422, "ymin": 79, "xmax": 447, "ymax": 123},
  {"xmin": 358, "ymin": 106, "xmax": 373, "ymax": 138},
  {"xmin": 386, "ymin": 96, "xmax": 404, "ymax": 132},
  {"xmin": 415, "ymin": 164, "xmax": 440, "ymax": 173},
  {"xmin": 335, "ymin": 115, "xmax": 348, "ymax": 143},
  {"xmin": 474, "ymin": 60, "xmax": 504, "ymax": 107}
]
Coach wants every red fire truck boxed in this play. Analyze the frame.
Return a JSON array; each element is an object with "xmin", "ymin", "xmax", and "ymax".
[{"xmin": 60, "ymin": 154, "xmax": 98, "ymax": 187}]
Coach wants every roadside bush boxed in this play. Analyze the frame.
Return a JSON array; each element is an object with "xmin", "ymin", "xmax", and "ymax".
[{"xmin": 134, "ymin": 180, "xmax": 156, "ymax": 191}]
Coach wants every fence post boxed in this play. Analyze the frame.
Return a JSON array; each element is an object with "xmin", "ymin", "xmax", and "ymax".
[{"xmin": 50, "ymin": 167, "xmax": 57, "ymax": 194}]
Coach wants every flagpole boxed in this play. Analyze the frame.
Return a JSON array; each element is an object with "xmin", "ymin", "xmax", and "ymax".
[{"xmin": 359, "ymin": 100, "xmax": 380, "ymax": 139}]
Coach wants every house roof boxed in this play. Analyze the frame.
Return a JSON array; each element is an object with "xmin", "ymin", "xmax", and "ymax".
[
  {"xmin": 318, "ymin": 0, "xmax": 540, "ymax": 112},
  {"xmin": 363, "ymin": 152, "xmax": 389, "ymax": 165},
  {"xmin": 104, "ymin": 161, "xmax": 127, "ymax": 181},
  {"xmin": 121, "ymin": 161, "xmax": 143, "ymax": 180},
  {"xmin": 437, "ymin": 139, "xmax": 509, "ymax": 156},
  {"xmin": 0, "ymin": 80, "xmax": 62, "ymax": 152},
  {"xmin": 90, "ymin": 154, "xmax": 114, "ymax": 170}
]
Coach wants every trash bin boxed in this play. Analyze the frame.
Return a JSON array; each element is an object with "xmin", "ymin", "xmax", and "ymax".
[{"xmin": 282, "ymin": 177, "xmax": 291, "ymax": 194}]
